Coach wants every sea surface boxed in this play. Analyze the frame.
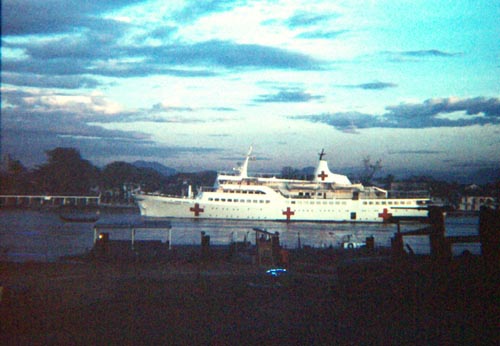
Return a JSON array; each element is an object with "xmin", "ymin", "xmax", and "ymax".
[{"xmin": 0, "ymin": 208, "xmax": 480, "ymax": 262}]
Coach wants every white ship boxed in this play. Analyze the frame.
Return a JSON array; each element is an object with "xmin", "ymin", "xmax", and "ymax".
[{"xmin": 134, "ymin": 147, "xmax": 430, "ymax": 222}]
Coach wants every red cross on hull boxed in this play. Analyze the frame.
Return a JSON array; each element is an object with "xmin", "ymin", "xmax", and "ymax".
[
  {"xmin": 282, "ymin": 207, "xmax": 295, "ymax": 221},
  {"xmin": 190, "ymin": 203, "xmax": 204, "ymax": 217},
  {"xmin": 378, "ymin": 208, "xmax": 393, "ymax": 222}
]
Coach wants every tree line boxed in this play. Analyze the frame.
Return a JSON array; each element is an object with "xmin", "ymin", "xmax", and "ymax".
[{"xmin": 0, "ymin": 148, "xmax": 216, "ymax": 202}]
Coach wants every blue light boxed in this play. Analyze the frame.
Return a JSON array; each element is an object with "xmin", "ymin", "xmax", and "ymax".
[{"xmin": 266, "ymin": 268, "xmax": 287, "ymax": 277}]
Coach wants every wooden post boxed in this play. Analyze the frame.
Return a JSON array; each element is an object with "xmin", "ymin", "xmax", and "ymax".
[
  {"xmin": 168, "ymin": 229, "xmax": 172, "ymax": 250},
  {"xmin": 131, "ymin": 228, "xmax": 135, "ymax": 251},
  {"xmin": 479, "ymin": 206, "xmax": 500, "ymax": 274}
]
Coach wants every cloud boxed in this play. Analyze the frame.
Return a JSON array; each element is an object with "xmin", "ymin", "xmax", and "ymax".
[
  {"xmin": 3, "ymin": 37, "xmax": 323, "ymax": 87},
  {"xmin": 285, "ymin": 12, "xmax": 338, "ymax": 28},
  {"xmin": 147, "ymin": 40, "xmax": 323, "ymax": 70},
  {"xmin": 293, "ymin": 111, "xmax": 381, "ymax": 130},
  {"xmin": 254, "ymin": 89, "xmax": 324, "ymax": 103},
  {"xmin": 382, "ymin": 49, "xmax": 461, "ymax": 62},
  {"xmin": 1, "ymin": 0, "xmax": 146, "ymax": 36},
  {"xmin": 340, "ymin": 82, "xmax": 397, "ymax": 90},
  {"xmin": 294, "ymin": 97, "xmax": 500, "ymax": 131},
  {"xmin": 388, "ymin": 150, "xmax": 443, "ymax": 155},
  {"xmin": 296, "ymin": 30, "xmax": 348, "ymax": 39},
  {"xmin": 173, "ymin": 0, "xmax": 245, "ymax": 23},
  {"xmin": 2, "ymin": 72, "xmax": 101, "ymax": 89},
  {"xmin": 401, "ymin": 50, "xmax": 460, "ymax": 57},
  {"xmin": 385, "ymin": 97, "xmax": 500, "ymax": 127}
]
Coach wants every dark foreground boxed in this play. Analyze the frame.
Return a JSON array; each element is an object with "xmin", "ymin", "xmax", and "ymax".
[{"xmin": 1, "ymin": 249, "xmax": 498, "ymax": 346}]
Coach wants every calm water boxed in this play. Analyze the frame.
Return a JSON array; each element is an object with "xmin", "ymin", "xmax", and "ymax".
[{"xmin": 0, "ymin": 209, "xmax": 479, "ymax": 262}]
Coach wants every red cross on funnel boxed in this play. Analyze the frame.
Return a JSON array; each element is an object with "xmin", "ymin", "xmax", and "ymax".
[
  {"xmin": 317, "ymin": 171, "xmax": 328, "ymax": 181},
  {"xmin": 378, "ymin": 208, "xmax": 393, "ymax": 222},
  {"xmin": 282, "ymin": 207, "xmax": 295, "ymax": 221},
  {"xmin": 190, "ymin": 203, "xmax": 204, "ymax": 216}
]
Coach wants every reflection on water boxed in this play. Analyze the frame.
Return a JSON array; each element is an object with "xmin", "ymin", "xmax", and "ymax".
[{"xmin": 0, "ymin": 209, "xmax": 479, "ymax": 262}]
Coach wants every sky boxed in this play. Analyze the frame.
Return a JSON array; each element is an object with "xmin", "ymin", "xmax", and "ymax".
[{"xmin": 1, "ymin": 0, "xmax": 500, "ymax": 182}]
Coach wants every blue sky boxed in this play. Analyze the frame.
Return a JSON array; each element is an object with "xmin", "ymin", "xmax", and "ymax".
[{"xmin": 1, "ymin": 0, "xmax": 499, "ymax": 181}]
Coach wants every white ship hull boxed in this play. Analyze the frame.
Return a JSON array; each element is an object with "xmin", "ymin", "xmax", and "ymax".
[
  {"xmin": 135, "ymin": 147, "xmax": 430, "ymax": 223},
  {"xmin": 135, "ymin": 194, "xmax": 428, "ymax": 222}
]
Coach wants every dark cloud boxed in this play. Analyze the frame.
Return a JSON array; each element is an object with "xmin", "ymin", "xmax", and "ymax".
[
  {"xmin": 296, "ymin": 30, "xmax": 348, "ymax": 39},
  {"xmin": 1, "ymin": 0, "xmax": 146, "ymax": 36},
  {"xmin": 385, "ymin": 97, "xmax": 500, "ymax": 128},
  {"xmin": 173, "ymin": 0, "xmax": 245, "ymax": 23},
  {"xmin": 151, "ymin": 104, "xmax": 195, "ymax": 113},
  {"xmin": 383, "ymin": 49, "xmax": 461, "ymax": 62},
  {"xmin": 388, "ymin": 150, "xmax": 443, "ymax": 155},
  {"xmin": 340, "ymin": 82, "xmax": 397, "ymax": 90},
  {"xmin": 2, "ymin": 72, "xmax": 100, "ymax": 89},
  {"xmin": 294, "ymin": 97, "xmax": 500, "ymax": 131},
  {"xmin": 286, "ymin": 12, "xmax": 337, "ymax": 28},
  {"xmin": 294, "ymin": 111, "xmax": 381, "ymax": 130},
  {"xmin": 3, "ymin": 37, "xmax": 322, "ymax": 87},
  {"xmin": 146, "ymin": 40, "xmax": 323, "ymax": 70},
  {"xmin": 402, "ymin": 49, "xmax": 460, "ymax": 57},
  {"xmin": 254, "ymin": 89, "xmax": 324, "ymax": 103}
]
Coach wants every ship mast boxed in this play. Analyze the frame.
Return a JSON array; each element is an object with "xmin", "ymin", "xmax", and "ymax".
[
  {"xmin": 319, "ymin": 148, "xmax": 326, "ymax": 161},
  {"xmin": 236, "ymin": 146, "xmax": 253, "ymax": 178}
]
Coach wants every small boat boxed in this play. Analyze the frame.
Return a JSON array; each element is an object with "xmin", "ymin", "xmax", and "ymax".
[{"xmin": 59, "ymin": 210, "xmax": 100, "ymax": 223}]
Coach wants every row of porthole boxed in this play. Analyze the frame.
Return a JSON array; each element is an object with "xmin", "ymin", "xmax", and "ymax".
[
  {"xmin": 362, "ymin": 200, "xmax": 414, "ymax": 205},
  {"xmin": 289, "ymin": 200, "xmax": 347, "ymax": 205},
  {"xmin": 208, "ymin": 198, "xmax": 271, "ymax": 203}
]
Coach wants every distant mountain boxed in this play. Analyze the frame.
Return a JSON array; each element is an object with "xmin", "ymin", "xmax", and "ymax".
[{"xmin": 132, "ymin": 161, "xmax": 176, "ymax": 176}]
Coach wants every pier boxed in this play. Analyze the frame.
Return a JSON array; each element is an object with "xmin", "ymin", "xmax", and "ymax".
[{"xmin": 0, "ymin": 194, "xmax": 100, "ymax": 207}]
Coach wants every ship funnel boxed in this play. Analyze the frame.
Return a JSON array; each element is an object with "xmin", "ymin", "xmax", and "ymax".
[{"xmin": 313, "ymin": 151, "xmax": 351, "ymax": 185}]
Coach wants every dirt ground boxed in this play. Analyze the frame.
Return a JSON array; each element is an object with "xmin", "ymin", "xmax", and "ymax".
[{"xmin": 0, "ymin": 248, "xmax": 497, "ymax": 345}]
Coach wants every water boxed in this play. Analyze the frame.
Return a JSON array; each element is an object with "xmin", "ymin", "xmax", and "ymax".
[{"xmin": 0, "ymin": 209, "xmax": 479, "ymax": 262}]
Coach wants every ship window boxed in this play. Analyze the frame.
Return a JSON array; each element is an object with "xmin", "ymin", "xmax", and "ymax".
[
  {"xmin": 253, "ymin": 200, "xmax": 258, "ymax": 203},
  {"xmin": 259, "ymin": 200, "xmax": 264, "ymax": 203},
  {"xmin": 369, "ymin": 202, "xmax": 373, "ymax": 205},
  {"xmin": 388, "ymin": 201, "xmax": 393, "ymax": 205},
  {"xmin": 350, "ymin": 212, "xmax": 356, "ymax": 220},
  {"xmin": 228, "ymin": 199, "xmax": 232, "ymax": 202},
  {"xmin": 381, "ymin": 201, "xmax": 386, "ymax": 205},
  {"xmin": 299, "ymin": 192, "xmax": 303, "ymax": 197},
  {"xmin": 266, "ymin": 200, "xmax": 270, "ymax": 203},
  {"xmin": 221, "ymin": 198, "xmax": 226, "ymax": 202},
  {"xmin": 215, "ymin": 198, "xmax": 220, "ymax": 201},
  {"xmin": 363, "ymin": 201, "xmax": 367, "ymax": 205},
  {"xmin": 209, "ymin": 198, "xmax": 213, "ymax": 201},
  {"xmin": 291, "ymin": 201, "xmax": 296, "ymax": 204}
]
